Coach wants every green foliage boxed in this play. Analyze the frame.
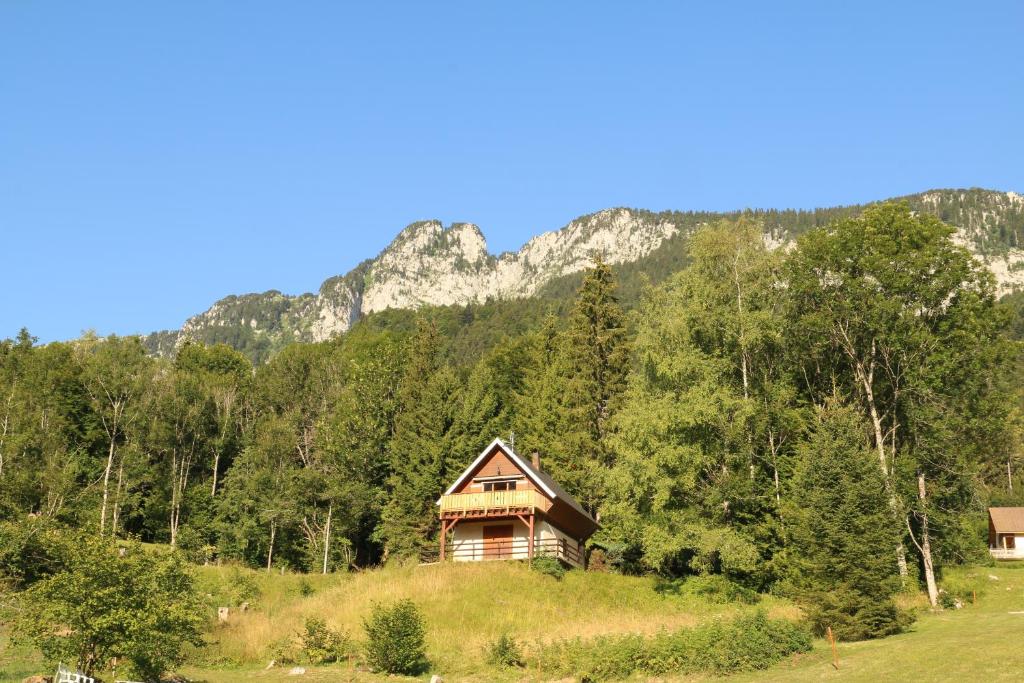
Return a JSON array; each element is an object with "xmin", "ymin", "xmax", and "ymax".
[
  {"xmin": 486, "ymin": 632, "xmax": 524, "ymax": 667},
  {"xmin": 531, "ymin": 611, "xmax": 811, "ymax": 680},
  {"xmin": 601, "ymin": 220, "xmax": 784, "ymax": 579},
  {"xmin": 362, "ymin": 599, "xmax": 428, "ymax": 675},
  {"xmin": 300, "ymin": 617, "xmax": 349, "ymax": 664},
  {"xmin": 785, "ymin": 403, "xmax": 909, "ymax": 640},
  {"xmin": 517, "ymin": 257, "xmax": 630, "ymax": 513},
  {"xmin": 378, "ymin": 321, "xmax": 461, "ymax": 560},
  {"xmin": 530, "ymin": 555, "xmax": 566, "ymax": 580},
  {"xmin": 12, "ymin": 532, "xmax": 204, "ymax": 679},
  {"xmin": 653, "ymin": 574, "xmax": 760, "ymax": 604}
]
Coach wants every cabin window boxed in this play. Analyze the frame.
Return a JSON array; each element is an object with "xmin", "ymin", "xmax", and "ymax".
[{"xmin": 481, "ymin": 478, "xmax": 518, "ymax": 492}]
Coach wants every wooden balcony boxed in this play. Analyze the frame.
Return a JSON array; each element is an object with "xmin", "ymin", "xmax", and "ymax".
[{"xmin": 439, "ymin": 489, "xmax": 552, "ymax": 519}]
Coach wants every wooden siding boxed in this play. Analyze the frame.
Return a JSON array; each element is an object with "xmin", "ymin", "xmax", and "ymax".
[{"xmin": 452, "ymin": 447, "xmax": 538, "ymax": 494}]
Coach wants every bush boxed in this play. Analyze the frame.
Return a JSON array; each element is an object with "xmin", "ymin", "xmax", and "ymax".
[
  {"xmin": 228, "ymin": 568, "xmax": 262, "ymax": 607},
  {"xmin": 680, "ymin": 575, "xmax": 760, "ymax": 604},
  {"xmin": 301, "ymin": 617, "xmax": 348, "ymax": 664},
  {"xmin": 12, "ymin": 532, "xmax": 204, "ymax": 680},
  {"xmin": 487, "ymin": 632, "xmax": 524, "ymax": 667},
  {"xmin": 175, "ymin": 526, "xmax": 216, "ymax": 565},
  {"xmin": 298, "ymin": 577, "xmax": 315, "ymax": 597},
  {"xmin": 531, "ymin": 555, "xmax": 566, "ymax": 580},
  {"xmin": 804, "ymin": 589, "xmax": 911, "ymax": 641},
  {"xmin": 363, "ymin": 599, "xmax": 428, "ymax": 675},
  {"xmin": 530, "ymin": 611, "xmax": 811, "ymax": 681}
]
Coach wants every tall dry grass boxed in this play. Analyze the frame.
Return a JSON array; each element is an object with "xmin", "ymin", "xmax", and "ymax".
[{"xmin": 194, "ymin": 561, "xmax": 799, "ymax": 676}]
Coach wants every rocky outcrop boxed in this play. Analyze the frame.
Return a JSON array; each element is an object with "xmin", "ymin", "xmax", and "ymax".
[{"xmin": 147, "ymin": 189, "xmax": 1024, "ymax": 359}]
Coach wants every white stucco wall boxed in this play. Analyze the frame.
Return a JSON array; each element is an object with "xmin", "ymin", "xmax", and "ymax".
[{"xmin": 449, "ymin": 518, "xmax": 584, "ymax": 567}]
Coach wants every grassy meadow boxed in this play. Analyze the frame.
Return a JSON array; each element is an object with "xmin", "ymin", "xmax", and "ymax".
[{"xmin": 3, "ymin": 560, "xmax": 1024, "ymax": 682}]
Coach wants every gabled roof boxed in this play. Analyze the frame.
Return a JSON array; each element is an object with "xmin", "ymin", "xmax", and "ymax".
[
  {"xmin": 439, "ymin": 438, "xmax": 595, "ymax": 524},
  {"xmin": 989, "ymin": 507, "xmax": 1024, "ymax": 533}
]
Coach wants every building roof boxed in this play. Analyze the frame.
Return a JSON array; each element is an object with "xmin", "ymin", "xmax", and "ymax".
[
  {"xmin": 989, "ymin": 507, "xmax": 1024, "ymax": 533},
  {"xmin": 440, "ymin": 437, "xmax": 596, "ymax": 526}
]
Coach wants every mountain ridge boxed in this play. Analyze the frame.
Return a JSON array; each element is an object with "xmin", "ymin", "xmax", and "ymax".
[{"xmin": 144, "ymin": 188, "xmax": 1024, "ymax": 361}]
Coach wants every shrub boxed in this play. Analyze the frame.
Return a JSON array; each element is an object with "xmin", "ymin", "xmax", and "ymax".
[
  {"xmin": 363, "ymin": 599, "xmax": 428, "ymax": 675},
  {"xmin": 487, "ymin": 632, "xmax": 524, "ymax": 667},
  {"xmin": 298, "ymin": 577, "xmax": 315, "ymax": 597},
  {"xmin": 531, "ymin": 555, "xmax": 566, "ymax": 580},
  {"xmin": 12, "ymin": 532, "xmax": 204, "ymax": 680},
  {"xmin": 804, "ymin": 589, "xmax": 910, "ymax": 641},
  {"xmin": 269, "ymin": 635, "xmax": 300, "ymax": 665},
  {"xmin": 680, "ymin": 574, "xmax": 760, "ymax": 604},
  {"xmin": 175, "ymin": 525, "xmax": 216, "ymax": 565},
  {"xmin": 301, "ymin": 617, "xmax": 348, "ymax": 664},
  {"xmin": 228, "ymin": 568, "xmax": 262, "ymax": 607},
  {"xmin": 529, "ymin": 611, "xmax": 811, "ymax": 681}
]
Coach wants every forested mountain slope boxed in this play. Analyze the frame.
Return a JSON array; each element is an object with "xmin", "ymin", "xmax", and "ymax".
[{"xmin": 144, "ymin": 188, "xmax": 1024, "ymax": 363}]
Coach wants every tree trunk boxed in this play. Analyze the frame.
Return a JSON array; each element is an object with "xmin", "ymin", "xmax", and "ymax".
[
  {"xmin": 1008, "ymin": 460, "xmax": 1014, "ymax": 492},
  {"xmin": 267, "ymin": 519, "xmax": 276, "ymax": 571},
  {"xmin": 211, "ymin": 449, "xmax": 221, "ymax": 497},
  {"xmin": 322, "ymin": 503, "xmax": 332, "ymax": 575},
  {"xmin": 917, "ymin": 472, "xmax": 939, "ymax": 607},
  {"xmin": 99, "ymin": 408, "xmax": 120, "ymax": 535},
  {"xmin": 112, "ymin": 456, "xmax": 125, "ymax": 537},
  {"xmin": 855, "ymin": 357, "xmax": 909, "ymax": 578}
]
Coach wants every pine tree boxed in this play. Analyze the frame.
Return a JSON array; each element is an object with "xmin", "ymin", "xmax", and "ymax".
[
  {"xmin": 786, "ymin": 403, "xmax": 908, "ymax": 640},
  {"xmin": 517, "ymin": 258, "xmax": 629, "ymax": 513},
  {"xmin": 377, "ymin": 320, "xmax": 461, "ymax": 560}
]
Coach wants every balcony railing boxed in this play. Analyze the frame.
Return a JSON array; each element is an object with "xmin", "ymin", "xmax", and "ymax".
[
  {"xmin": 990, "ymin": 547, "xmax": 1024, "ymax": 560},
  {"xmin": 439, "ymin": 489, "xmax": 552, "ymax": 517},
  {"xmin": 437, "ymin": 536, "xmax": 584, "ymax": 567}
]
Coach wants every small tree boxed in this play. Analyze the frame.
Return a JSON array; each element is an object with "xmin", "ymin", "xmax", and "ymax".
[
  {"xmin": 13, "ymin": 532, "xmax": 204, "ymax": 680},
  {"xmin": 786, "ymin": 404, "xmax": 910, "ymax": 640},
  {"xmin": 362, "ymin": 599, "xmax": 428, "ymax": 675}
]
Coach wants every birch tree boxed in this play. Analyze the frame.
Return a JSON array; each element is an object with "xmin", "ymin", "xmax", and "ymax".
[
  {"xmin": 786, "ymin": 203, "xmax": 1010, "ymax": 602},
  {"xmin": 79, "ymin": 336, "xmax": 150, "ymax": 536}
]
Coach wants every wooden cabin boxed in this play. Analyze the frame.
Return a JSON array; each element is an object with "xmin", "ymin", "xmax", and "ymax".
[
  {"xmin": 436, "ymin": 438, "xmax": 598, "ymax": 567},
  {"xmin": 989, "ymin": 507, "xmax": 1024, "ymax": 559}
]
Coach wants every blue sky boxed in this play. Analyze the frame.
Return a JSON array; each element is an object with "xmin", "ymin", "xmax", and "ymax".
[{"xmin": 2, "ymin": 2, "xmax": 1022, "ymax": 342}]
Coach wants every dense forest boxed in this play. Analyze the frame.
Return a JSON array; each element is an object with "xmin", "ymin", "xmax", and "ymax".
[{"xmin": 3, "ymin": 204, "xmax": 1023, "ymax": 642}]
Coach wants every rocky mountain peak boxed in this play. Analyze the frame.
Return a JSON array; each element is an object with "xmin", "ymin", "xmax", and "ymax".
[{"xmin": 148, "ymin": 189, "xmax": 1023, "ymax": 363}]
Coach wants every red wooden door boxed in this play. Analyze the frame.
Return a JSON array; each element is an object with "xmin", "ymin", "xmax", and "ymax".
[{"xmin": 483, "ymin": 524, "xmax": 513, "ymax": 559}]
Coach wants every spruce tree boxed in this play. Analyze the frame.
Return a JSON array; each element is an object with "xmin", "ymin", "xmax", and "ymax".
[
  {"xmin": 377, "ymin": 320, "xmax": 461, "ymax": 560},
  {"xmin": 519, "ymin": 257, "xmax": 629, "ymax": 513},
  {"xmin": 787, "ymin": 403, "xmax": 908, "ymax": 640}
]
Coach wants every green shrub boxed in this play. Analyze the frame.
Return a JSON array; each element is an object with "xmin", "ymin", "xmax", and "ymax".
[
  {"xmin": 12, "ymin": 533, "xmax": 204, "ymax": 680},
  {"xmin": 228, "ymin": 568, "xmax": 262, "ymax": 607},
  {"xmin": 301, "ymin": 617, "xmax": 348, "ymax": 664},
  {"xmin": 363, "ymin": 599, "xmax": 428, "ymax": 675},
  {"xmin": 175, "ymin": 526, "xmax": 216, "ymax": 565},
  {"xmin": 681, "ymin": 574, "xmax": 760, "ymax": 604},
  {"xmin": 269, "ymin": 636, "xmax": 300, "ymax": 665},
  {"xmin": 531, "ymin": 555, "xmax": 566, "ymax": 580},
  {"xmin": 804, "ymin": 589, "xmax": 910, "ymax": 641},
  {"xmin": 529, "ymin": 611, "xmax": 811, "ymax": 681},
  {"xmin": 298, "ymin": 577, "xmax": 315, "ymax": 597},
  {"xmin": 487, "ymin": 632, "xmax": 524, "ymax": 667}
]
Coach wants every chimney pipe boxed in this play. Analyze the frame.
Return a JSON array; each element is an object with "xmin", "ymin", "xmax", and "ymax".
[{"xmin": 532, "ymin": 451, "xmax": 541, "ymax": 471}]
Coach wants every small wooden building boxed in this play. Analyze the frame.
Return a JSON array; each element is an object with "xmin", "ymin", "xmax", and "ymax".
[
  {"xmin": 988, "ymin": 507, "xmax": 1024, "ymax": 559},
  {"xmin": 436, "ymin": 438, "xmax": 598, "ymax": 567}
]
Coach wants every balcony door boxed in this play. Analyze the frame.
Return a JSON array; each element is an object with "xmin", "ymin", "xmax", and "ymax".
[{"xmin": 483, "ymin": 524, "xmax": 514, "ymax": 559}]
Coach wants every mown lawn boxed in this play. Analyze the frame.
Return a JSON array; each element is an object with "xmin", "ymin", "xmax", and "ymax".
[{"xmin": 717, "ymin": 562, "xmax": 1024, "ymax": 683}]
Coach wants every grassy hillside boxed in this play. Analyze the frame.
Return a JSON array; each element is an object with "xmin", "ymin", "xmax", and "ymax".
[
  {"xmin": 188, "ymin": 561, "xmax": 798, "ymax": 680},
  {"xmin": 5, "ymin": 560, "xmax": 1023, "ymax": 682}
]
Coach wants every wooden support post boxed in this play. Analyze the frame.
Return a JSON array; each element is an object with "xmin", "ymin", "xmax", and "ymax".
[
  {"xmin": 439, "ymin": 519, "xmax": 448, "ymax": 562},
  {"xmin": 528, "ymin": 513, "xmax": 535, "ymax": 562},
  {"xmin": 826, "ymin": 626, "xmax": 839, "ymax": 669}
]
